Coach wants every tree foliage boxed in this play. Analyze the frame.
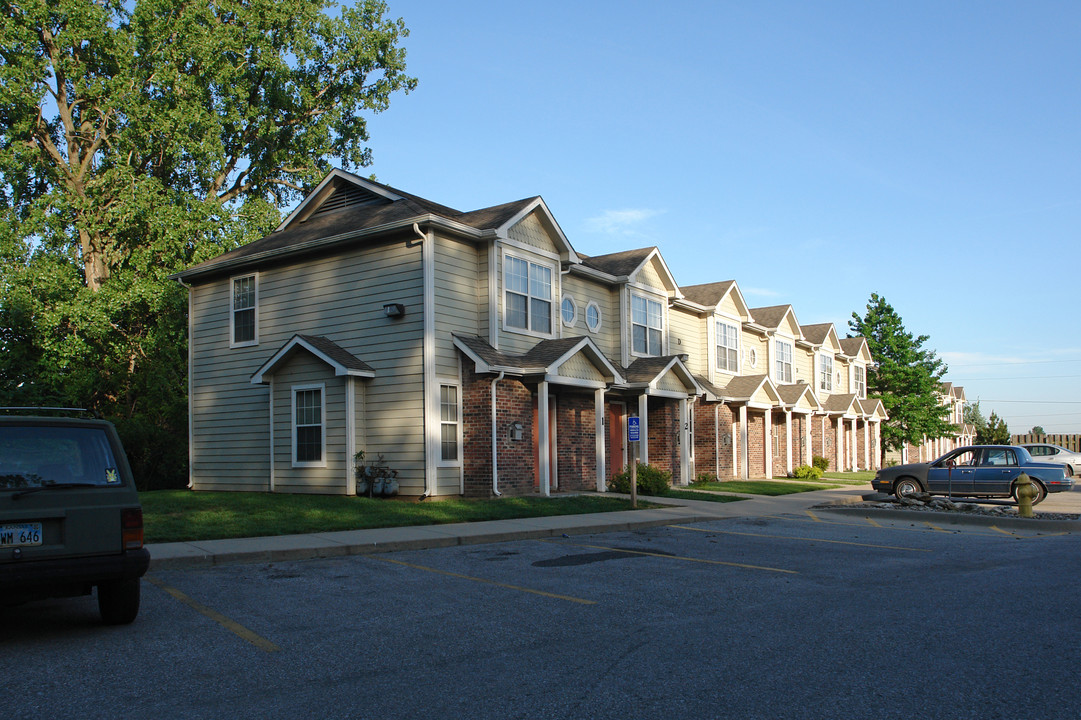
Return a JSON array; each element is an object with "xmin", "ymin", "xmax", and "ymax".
[
  {"xmin": 981, "ymin": 411, "xmax": 1010, "ymax": 445},
  {"xmin": 1030, "ymin": 425, "xmax": 1045, "ymax": 436},
  {"xmin": 0, "ymin": 0, "xmax": 415, "ymax": 488},
  {"xmin": 849, "ymin": 293, "xmax": 953, "ymax": 459},
  {"xmin": 964, "ymin": 401, "xmax": 988, "ymax": 439}
]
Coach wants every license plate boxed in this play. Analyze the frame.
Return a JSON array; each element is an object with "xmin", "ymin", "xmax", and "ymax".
[{"xmin": 0, "ymin": 522, "xmax": 42, "ymax": 547}]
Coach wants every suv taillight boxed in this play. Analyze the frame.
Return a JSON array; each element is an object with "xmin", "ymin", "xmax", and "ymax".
[{"xmin": 121, "ymin": 507, "xmax": 144, "ymax": 549}]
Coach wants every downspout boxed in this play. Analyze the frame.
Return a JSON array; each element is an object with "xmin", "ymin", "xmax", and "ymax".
[{"xmin": 491, "ymin": 371, "xmax": 505, "ymax": 496}]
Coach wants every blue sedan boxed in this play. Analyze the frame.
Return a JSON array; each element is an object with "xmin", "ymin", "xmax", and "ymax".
[{"xmin": 872, "ymin": 445, "xmax": 1073, "ymax": 504}]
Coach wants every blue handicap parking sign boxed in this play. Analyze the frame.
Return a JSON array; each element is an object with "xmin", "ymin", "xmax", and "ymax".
[{"xmin": 627, "ymin": 416, "xmax": 640, "ymax": 442}]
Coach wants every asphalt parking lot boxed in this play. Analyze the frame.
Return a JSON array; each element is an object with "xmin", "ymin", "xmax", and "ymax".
[{"xmin": 3, "ymin": 509, "xmax": 1079, "ymax": 720}]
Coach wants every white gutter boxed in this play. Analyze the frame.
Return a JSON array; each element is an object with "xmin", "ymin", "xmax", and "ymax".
[{"xmin": 491, "ymin": 371, "xmax": 505, "ymax": 496}]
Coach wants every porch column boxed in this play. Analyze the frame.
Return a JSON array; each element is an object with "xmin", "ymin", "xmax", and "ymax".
[
  {"xmin": 863, "ymin": 420, "xmax": 870, "ymax": 471},
  {"xmin": 764, "ymin": 407, "xmax": 773, "ymax": 479},
  {"xmin": 805, "ymin": 415, "xmax": 813, "ymax": 467},
  {"xmin": 714, "ymin": 406, "xmax": 721, "ymax": 479},
  {"xmin": 730, "ymin": 405, "xmax": 739, "ymax": 479},
  {"xmin": 595, "ymin": 388, "xmax": 606, "ymax": 491},
  {"xmin": 785, "ymin": 410, "xmax": 793, "ymax": 475},
  {"xmin": 539, "ymin": 380, "xmax": 550, "ymax": 496},
  {"xmin": 875, "ymin": 423, "xmax": 882, "ymax": 469},
  {"xmin": 638, "ymin": 393, "xmax": 649, "ymax": 465},
  {"xmin": 739, "ymin": 404, "xmax": 749, "ymax": 479},
  {"xmin": 849, "ymin": 420, "xmax": 856, "ymax": 471},
  {"xmin": 835, "ymin": 416, "xmax": 844, "ymax": 471},
  {"xmin": 679, "ymin": 397, "xmax": 690, "ymax": 486}
]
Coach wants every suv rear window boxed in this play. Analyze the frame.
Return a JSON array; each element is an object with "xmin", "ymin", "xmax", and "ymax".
[{"xmin": 0, "ymin": 425, "xmax": 123, "ymax": 490}]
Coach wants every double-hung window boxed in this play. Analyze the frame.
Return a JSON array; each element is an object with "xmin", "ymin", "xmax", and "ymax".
[
  {"xmin": 293, "ymin": 385, "xmax": 324, "ymax": 466},
  {"xmin": 774, "ymin": 340, "xmax": 793, "ymax": 383},
  {"xmin": 439, "ymin": 384, "xmax": 460, "ymax": 463},
  {"xmin": 854, "ymin": 365, "xmax": 866, "ymax": 398},
  {"xmin": 504, "ymin": 255, "xmax": 552, "ymax": 335},
  {"xmin": 632, "ymin": 294, "xmax": 664, "ymax": 356},
  {"xmin": 715, "ymin": 321, "xmax": 739, "ymax": 372},
  {"xmin": 231, "ymin": 274, "xmax": 258, "ymax": 346},
  {"xmin": 819, "ymin": 354, "xmax": 834, "ymax": 392}
]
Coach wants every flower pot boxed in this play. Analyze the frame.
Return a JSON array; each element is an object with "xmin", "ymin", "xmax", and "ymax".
[{"xmin": 372, "ymin": 477, "xmax": 385, "ymax": 497}]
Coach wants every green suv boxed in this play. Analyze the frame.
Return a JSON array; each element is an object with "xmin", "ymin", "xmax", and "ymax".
[{"xmin": 0, "ymin": 410, "xmax": 150, "ymax": 624}]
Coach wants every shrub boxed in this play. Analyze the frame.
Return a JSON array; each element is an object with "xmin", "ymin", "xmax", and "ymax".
[
  {"xmin": 608, "ymin": 463, "xmax": 672, "ymax": 495},
  {"xmin": 812, "ymin": 455, "xmax": 830, "ymax": 472},
  {"xmin": 693, "ymin": 472, "xmax": 717, "ymax": 485},
  {"xmin": 793, "ymin": 464, "xmax": 823, "ymax": 480}
]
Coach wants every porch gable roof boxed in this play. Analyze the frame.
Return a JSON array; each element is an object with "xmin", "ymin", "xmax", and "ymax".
[
  {"xmin": 250, "ymin": 334, "xmax": 375, "ymax": 385},
  {"xmin": 452, "ymin": 334, "xmax": 625, "ymax": 384}
]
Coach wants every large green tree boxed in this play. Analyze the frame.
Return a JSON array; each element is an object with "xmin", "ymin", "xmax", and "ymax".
[
  {"xmin": 849, "ymin": 293, "xmax": 954, "ymax": 461},
  {"xmin": 980, "ymin": 411, "xmax": 1011, "ymax": 445},
  {"xmin": 0, "ymin": 0, "xmax": 415, "ymax": 488}
]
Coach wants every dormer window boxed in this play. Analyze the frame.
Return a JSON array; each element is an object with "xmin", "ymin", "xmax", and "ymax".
[
  {"xmin": 716, "ymin": 321, "xmax": 739, "ymax": 372},
  {"xmin": 819, "ymin": 354, "xmax": 834, "ymax": 392},
  {"xmin": 504, "ymin": 254, "xmax": 553, "ymax": 335},
  {"xmin": 631, "ymin": 294, "xmax": 664, "ymax": 356}
]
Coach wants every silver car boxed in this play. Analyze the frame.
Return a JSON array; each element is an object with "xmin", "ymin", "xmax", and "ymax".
[{"xmin": 1018, "ymin": 443, "xmax": 1081, "ymax": 477}]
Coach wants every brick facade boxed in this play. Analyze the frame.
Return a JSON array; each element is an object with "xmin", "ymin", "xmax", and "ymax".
[
  {"xmin": 462, "ymin": 365, "xmax": 536, "ymax": 498},
  {"xmin": 646, "ymin": 397, "xmax": 681, "ymax": 481},
  {"xmin": 747, "ymin": 411, "xmax": 766, "ymax": 478},
  {"xmin": 554, "ymin": 391, "xmax": 598, "ymax": 492}
]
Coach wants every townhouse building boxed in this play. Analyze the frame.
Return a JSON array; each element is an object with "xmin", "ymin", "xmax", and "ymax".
[
  {"xmin": 892, "ymin": 383, "xmax": 976, "ymax": 464},
  {"xmin": 173, "ymin": 169, "xmax": 886, "ymax": 497}
]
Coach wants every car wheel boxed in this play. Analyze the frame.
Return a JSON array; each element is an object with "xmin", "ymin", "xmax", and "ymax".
[
  {"xmin": 894, "ymin": 478, "xmax": 921, "ymax": 498},
  {"xmin": 98, "ymin": 578, "xmax": 141, "ymax": 625},
  {"xmin": 1012, "ymin": 479, "xmax": 1046, "ymax": 506}
]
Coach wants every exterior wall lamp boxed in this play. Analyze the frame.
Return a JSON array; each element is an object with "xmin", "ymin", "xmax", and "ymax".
[{"xmin": 383, "ymin": 303, "xmax": 405, "ymax": 318}]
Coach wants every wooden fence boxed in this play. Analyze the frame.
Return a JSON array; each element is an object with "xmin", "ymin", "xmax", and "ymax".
[{"xmin": 1011, "ymin": 434, "xmax": 1081, "ymax": 452}]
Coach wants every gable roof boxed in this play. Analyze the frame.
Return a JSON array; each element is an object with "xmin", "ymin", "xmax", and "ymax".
[
  {"xmin": 578, "ymin": 247, "xmax": 680, "ymax": 294},
  {"xmin": 250, "ymin": 334, "xmax": 375, "ymax": 385},
  {"xmin": 839, "ymin": 336, "xmax": 871, "ymax": 361},
  {"xmin": 679, "ymin": 280, "xmax": 752, "ymax": 320},
  {"xmin": 174, "ymin": 169, "xmax": 572, "ymax": 281},
  {"xmin": 749, "ymin": 304, "xmax": 802, "ymax": 338},
  {"xmin": 801, "ymin": 323, "xmax": 835, "ymax": 347},
  {"xmin": 777, "ymin": 383, "xmax": 823, "ymax": 411},
  {"xmin": 452, "ymin": 334, "xmax": 624, "ymax": 384},
  {"xmin": 823, "ymin": 393, "xmax": 861, "ymax": 415},
  {"xmin": 718, "ymin": 374, "xmax": 782, "ymax": 405}
]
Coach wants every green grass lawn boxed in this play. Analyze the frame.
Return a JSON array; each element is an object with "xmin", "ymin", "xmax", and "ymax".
[
  {"xmin": 140, "ymin": 491, "xmax": 646, "ymax": 544},
  {"xmin": 689, "ymin": 480, "xmax": 842, "ymax": 496},
  {"xmin": 819, "ymin": 470, "xmax": 876, "ymax": 484}
]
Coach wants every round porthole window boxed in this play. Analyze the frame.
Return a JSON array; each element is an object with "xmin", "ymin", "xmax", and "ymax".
[
  {"xmin": 585, "ymin": 301, "xmax": 602, "ymax": 333},
  {"xmin": 561, "ymin": 296, "xmax": 577, "ymax": 327}
]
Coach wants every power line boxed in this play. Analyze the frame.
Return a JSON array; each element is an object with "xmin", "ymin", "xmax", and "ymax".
[
  {"xmin": 949, "ymin": 359, "xmax": 1081, "ymax": 368},
  {"xmin": 949, "ymin": 374, "xmax": 1081, "ymax": 381},
  {"xmin": 980, "ymin": 399, "xmax": 1081, "ymax": 404}
]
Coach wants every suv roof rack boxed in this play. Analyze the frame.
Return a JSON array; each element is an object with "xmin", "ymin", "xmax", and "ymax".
[{"xmin": 0, "ymin": 406, "xmax": 101, "ymax": 418}]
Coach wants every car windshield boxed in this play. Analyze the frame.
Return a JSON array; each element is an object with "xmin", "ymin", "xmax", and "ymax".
[{"xmin": 0, "ymin": 425, "xmax": 122, "ymax": 490}]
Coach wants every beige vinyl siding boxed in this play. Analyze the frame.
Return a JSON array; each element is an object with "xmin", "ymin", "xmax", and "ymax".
[
  {"xmin": 557, "ymin": 353, "xmax": 605, "ymax": 383},
  {"xmin": 633, "ymin": 257, "xmax": 667, "ymax": 294},
  {"xmin": 272, "ymin": 354, "xmax": 346, "ymax": 493},
  {"xmin": 794, "ymin": 347, "xmax": 815, "ymax": 387},
  {"xmin": 434, "ymin": 234, "xmax": 480, "ymax": 377},
  {"xmin": 668, "ymin": 307, "xmax": 702, "ymax": 375},
  {"xmin": 718, "ymin": 293, "xmax": 742, "ymax": 319},
  {"xmin": 657, "ymin": 369, "xmax": 688, "ymax": 393},
  {"xmin": 507, "ymin": 211, "xmax": 549, "ymax": 250},
  {"xmin": 188, "ymin": 238, "xmax": 426, "ymax": 494},
  {"xmin": 561, "ymin": 274, "xmax": 617, "ymax": 356},
  {"xmin": 743, "ymin": 331, "xmax": 768, "ymax": 374}
]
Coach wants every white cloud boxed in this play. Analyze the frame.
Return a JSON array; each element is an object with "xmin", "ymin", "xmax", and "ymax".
[{"xmin": 584, "ymin": 208, "xmax": 663, "ymax": 235}]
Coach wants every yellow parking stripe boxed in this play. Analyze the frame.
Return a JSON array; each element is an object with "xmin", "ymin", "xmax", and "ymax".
[
  {"xmin": 372, "ymin": 557, "xmax": 596, "ymax": 605},
  {"xmin": 805, "ymin": 510, "xmax": 823, "ymax": 522},
  {"xmin": 669, "ymin": 525, "xmax": 930, "ymax": 552},
  {"xmin": 923, "ymin": 521, "xmax": 947, "ymax": 532},
  {"xmin": 989, "ymin": 525, "xmax": 1017, "ymax": 537},
  {"xmin": 543, "ymin": 539, "xmax": 798, "ymax": 574},
  {"xmin": 146, "ymin": 575, "xmax": 281, "ymax": 653},
  {"xmin": 865, "ymin": 517, "xmax": 883, "ymax": 528}
]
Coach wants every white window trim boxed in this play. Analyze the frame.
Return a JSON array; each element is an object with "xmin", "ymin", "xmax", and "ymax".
[
  {"xmin": 819, "ymin": 353, "xmax": 834, "ymax": 393},
  {"xmin": 715, "ymin": 317, "xmax": 740, "ymax": 375},
  {"xmin": 774, "ymin": 338, "xmax": 794, "ymax": 384},
  {"xmin": 291, "ymin": 383, "xmax": 326, "ymax": 468},
  {"xmin": 229, "ymin": 272, "xmax": 259, "ymax": 348},
  {"xmin": 630, "ymin": 290, "xmax": 666, "ymax": 358},
  {"xmin": 585, "ymin": 301, "xmax": 602, "ymax": 333},
  {"xmin": 438, "ymin": 381, "xmax": 462, "ymax": 467},
  {"xmin": 501, "ymin": 250, "xmax": 557, "ymax": 340},
  {"xmin": 560, "ymin": 294, "xmax": 578, "ymax": 329}
]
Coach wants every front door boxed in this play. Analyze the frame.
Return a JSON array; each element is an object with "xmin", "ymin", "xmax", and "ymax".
[
  {"xmin": 973, "ymin": 447, "xmax": 1022, "ymax": 495},
  {"xmin": 607, "ymin": 402, "xmax": 626, "ymax": 479}
]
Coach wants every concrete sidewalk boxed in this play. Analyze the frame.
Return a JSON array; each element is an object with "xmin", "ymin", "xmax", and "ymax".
[
  {"xmin": 145, "ymin": 484, "xmax": 1081, "ymax": 570},
  {"xmin": 146, "ymin": 485, "xmax": 870, "ymax": 570}
]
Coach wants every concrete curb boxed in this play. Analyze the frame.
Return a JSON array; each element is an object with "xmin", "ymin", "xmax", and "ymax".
[
  {"xmin": 146, "ymin": 508, "xmax": 719, "ymax": 571},
  {"xmin": 816, "ymin": 505, "xmax": 1081, "ymax": 533}
]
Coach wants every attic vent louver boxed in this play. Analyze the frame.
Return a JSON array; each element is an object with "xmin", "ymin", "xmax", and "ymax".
[{"xmin": 314, "ymin": 184, "xmax": 384, "ymax": 215}]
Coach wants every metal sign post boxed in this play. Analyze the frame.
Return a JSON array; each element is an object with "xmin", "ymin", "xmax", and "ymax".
[{"xmin": 627, "ymin": 417, "xmax": 640, "ymax": 509}]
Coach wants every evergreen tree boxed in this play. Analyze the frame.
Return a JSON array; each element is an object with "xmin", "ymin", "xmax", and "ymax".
[
  {"xmin": 982, "ymin": 412, "xmax": 1011, "ymax": 444},
  {"xmin": 964, "ymin": 401, "xmax": 988, "ymax": 439},
  {"xmin": 0, "ymin": 0, "xmax": 416, "ymax": 488},
  {"xmin": 849, "ymin": 293, "xmax": 954, "ymax": 461}
]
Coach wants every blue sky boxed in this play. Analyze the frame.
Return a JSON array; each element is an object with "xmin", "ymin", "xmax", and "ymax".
[{"xmin": 360, "ymin": 0, "xmax": 1081, "ymax": 434}]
